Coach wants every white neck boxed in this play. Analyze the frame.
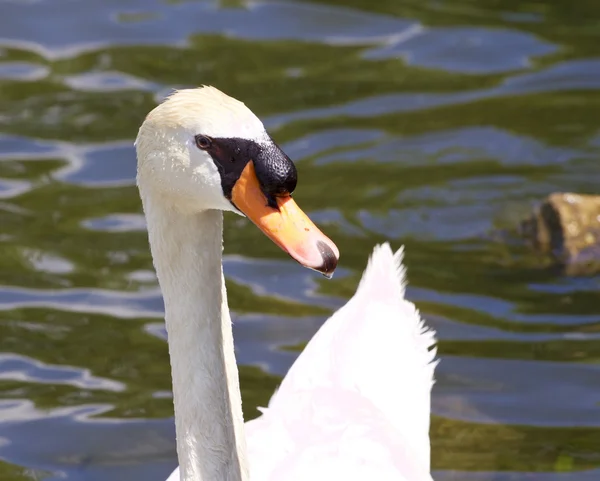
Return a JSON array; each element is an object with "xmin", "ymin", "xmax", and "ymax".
[{"xmin": 139, "ymin": 188, "xmax": 248, "ymax": 481}]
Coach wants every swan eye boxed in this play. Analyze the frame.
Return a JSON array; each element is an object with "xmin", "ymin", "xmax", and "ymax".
[{"xmin": 195, "ymin": 135, "xmax": 212, "ymax": 150}]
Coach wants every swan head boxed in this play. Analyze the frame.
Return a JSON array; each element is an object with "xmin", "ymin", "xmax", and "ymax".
[{"xmin": 135, "ymin": 86, "xmax": 339, "ymax": 277}]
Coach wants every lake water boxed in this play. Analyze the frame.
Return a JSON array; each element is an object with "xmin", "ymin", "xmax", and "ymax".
[{"xmin": 1, "ymin": 0, "xmax": 600, "ymax": 479}]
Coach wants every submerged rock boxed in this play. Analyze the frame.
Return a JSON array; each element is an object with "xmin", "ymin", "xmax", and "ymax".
[{"xmin": 521, "ymin": 193, "xmax": 600, "ymax": 275}]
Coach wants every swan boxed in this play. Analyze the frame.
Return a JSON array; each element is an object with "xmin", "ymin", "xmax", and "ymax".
[{"xmin": 135, "ymin": 86, "xmax": 437, "ymax": 481}]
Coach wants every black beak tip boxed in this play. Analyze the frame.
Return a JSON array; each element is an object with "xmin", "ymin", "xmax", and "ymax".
[{"xmin": 316, "ymin": 240, "xmax": 338, "ymax": 279}]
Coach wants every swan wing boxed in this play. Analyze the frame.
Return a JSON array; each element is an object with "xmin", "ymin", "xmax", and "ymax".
[{"xmin": 246, "ymin": 243, "xmax": 437, "ymax": 480}]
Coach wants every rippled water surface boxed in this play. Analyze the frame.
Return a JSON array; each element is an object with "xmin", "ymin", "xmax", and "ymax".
[{"xmin": 1, "ymin": 0, "xmax": 600, "ymax": 479}]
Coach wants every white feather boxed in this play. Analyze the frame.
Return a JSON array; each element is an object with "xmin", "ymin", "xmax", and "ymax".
[{"xmin": 167, "ymin": 243, "xmax": 437, "ymax": 481}]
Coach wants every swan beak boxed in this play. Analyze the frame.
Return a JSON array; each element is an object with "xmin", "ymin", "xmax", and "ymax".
[{"xmin": 231, "ymin": 162, "xmax": 339, "ymax": 277}]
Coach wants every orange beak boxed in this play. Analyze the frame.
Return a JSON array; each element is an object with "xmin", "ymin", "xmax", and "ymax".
[{"xmin": 231, "ymin": 162, "xmax": 339, "ymax": 277}]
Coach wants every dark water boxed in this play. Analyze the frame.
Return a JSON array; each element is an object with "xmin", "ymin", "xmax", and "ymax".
[{"xmin": 1, "ymin": 0, "xmax": 599, "ymax": 479}]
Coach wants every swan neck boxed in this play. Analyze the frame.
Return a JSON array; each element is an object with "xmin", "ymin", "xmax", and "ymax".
[{"xmin": 141, "ymin": 193, "xmax": 248, "ymax": 481}]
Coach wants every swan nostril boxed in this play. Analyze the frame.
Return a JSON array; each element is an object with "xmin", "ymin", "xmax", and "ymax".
[{"xmin": 316, "ymin": 240, "xmax": 338, "ymax": 278}]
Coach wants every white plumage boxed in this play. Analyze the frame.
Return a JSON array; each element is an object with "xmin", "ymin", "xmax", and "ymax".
[
  {"xmin": 167, "ymin": 244, "xmax": 437, "ymax": 481},
  {"xmin": 135, "ymin": 86, "xmax": 438, "ymax": 481}
]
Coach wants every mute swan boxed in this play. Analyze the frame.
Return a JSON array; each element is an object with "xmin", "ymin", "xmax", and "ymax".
[{"xmin": 135, "ymin": 86, "xmax": 437, "ymax": 481}]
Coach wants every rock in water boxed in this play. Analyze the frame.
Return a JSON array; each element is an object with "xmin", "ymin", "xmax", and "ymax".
[{"xmin": 521, "ymin": 193, "xmax": 600, "ymax": 275}]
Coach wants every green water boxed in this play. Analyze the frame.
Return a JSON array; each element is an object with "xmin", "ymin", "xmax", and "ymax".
[{"xmin": 0, "ymin": 0, "xmax": 599, "ymax": 479}]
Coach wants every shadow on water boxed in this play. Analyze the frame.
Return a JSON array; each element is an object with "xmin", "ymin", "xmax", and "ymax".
[{"xmin": 0, "ymin": 0, "xmax": 599, "ymax": 479}]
